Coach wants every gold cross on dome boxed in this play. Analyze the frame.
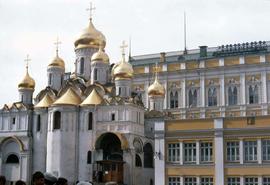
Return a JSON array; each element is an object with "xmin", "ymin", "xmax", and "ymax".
[
  {"xmin": 153, "ymin": 63, "xmax": 161, "ymax": 73},
  {"xmin": 24, "ymin": 54, "xmax": 31, "ymax": 70},
  {"xmin": 54, "ymin": 37, "xmax": 61, "ymax": 55},
  {"xmin": 86, "ymin": 2, "xmax": 96, "ymax": 20},
  {"xmin": 120, "ymin": 40, "xmax": 128, "ymax": 56}
]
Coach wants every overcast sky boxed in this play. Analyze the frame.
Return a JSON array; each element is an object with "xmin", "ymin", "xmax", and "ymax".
[{"xmin": 1, "ymin": 0, "xmax": 270, "ymax": 106}]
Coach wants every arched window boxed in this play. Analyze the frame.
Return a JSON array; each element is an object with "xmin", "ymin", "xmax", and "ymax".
[
  {"xmin": 49, "ymin": 73, "xmax": 52, "ymax": 85},
  {"xmin": 143, "ymin": 143, "xmax": 153, "ymax": 168},
  {"xmin": 88, "ymin": 112, "xmax": 93, "ymax": 130},
  {"xmin": 189, "ymin": 89, "xmax": 197, "ymax": 107},
  {"xmin": 87, "ymin": 151, "xmax": 92, "ymax": 164},
  {"xmin": 208, "ymin": 87, "xmax": 217, "ymax": 106},
  {"xmin": 170, "ymin": 92, "xmax": 178, "ymax": 109},
  {"xmin": 249, "ymin": 85, "xmax": 259, "ymax": 104},
  {"xmin": 94, "ymin": 68, "xmax": 98, "ymax": 81},
  {"xmin": 80, "ymin": 58, "xmax": 84, "ymax": 74},
  {"xmin": 135, "ymin": 154, "xmax": 142, "ymax": 167},
  {"xmin": 37, "ymin": 114, "xmax": 41, "ymax": 132},
  {"xmin": 228, "ymin": 86, "xmax": 238, "ymax": 105},
  {"xmin": 6, "ymin": 154, "xmax": 19, "ymax": 164},
  {"xmin": 53, "ymin": 111, "xmax": 61, "ymax": 130}
]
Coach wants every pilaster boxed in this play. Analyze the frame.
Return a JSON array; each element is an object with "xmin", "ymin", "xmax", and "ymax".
[{"xmin": 214, "ymin": 118, "xmax": 224, "ymax": 185}]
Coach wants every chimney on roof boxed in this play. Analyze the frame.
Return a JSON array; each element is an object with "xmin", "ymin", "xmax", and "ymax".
[
  {"xmin": 160, "ymin": 52, "xmax": 166, "ymax": 62},
  {"xmin": 199, "ymin": 46, "xmax": 208, "ymax": 58}
]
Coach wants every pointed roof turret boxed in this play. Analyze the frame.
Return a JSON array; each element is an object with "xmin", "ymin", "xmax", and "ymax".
[
  {"xmin": 80, "ymin": 88, "xmax": 103, "ymax": 106},
  {"xmin": 53, "ymin": 88, "xmax": 81, "ymax": 106}
]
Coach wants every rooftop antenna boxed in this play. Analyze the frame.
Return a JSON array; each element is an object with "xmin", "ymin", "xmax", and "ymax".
[
  {"xmin": 129, "ymin": 36, "xmax": 132, "ymax": 60},
  {"xmin": 183, "ymin": 11, "xmax": 187, "ymax": 55}
]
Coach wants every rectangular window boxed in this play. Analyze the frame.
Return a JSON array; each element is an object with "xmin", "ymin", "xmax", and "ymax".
[
  {"xmin": 37, "ymin": 115, "xmax": 41, "ymax": 132},
  {"xmin": 111, "ymin": 113, "xmax": 115, "ymax": 121},
  {"xmin": 226, "ymin": 141, "xmax": 240, "ymax": 162},
  {"xmin": 201, "ymin": 177, "xmax": 213, "ymax": 185},
  {"xmin": 12, "ymin": 117, "xmax": 16, "ymax": 124},
  {"xmin": 244, "ymin": 177, "xmax": 258, "ymax": 185},
  {"xmin": 200, "ymin": 142, "xmax": 213, "ymax": 162},
  {"xmin": 227, "ymin": 177, "xmax": 240, "ymax": 185},
  {"xmin": 168, "ymin": 143, "xmax": 180, "ymax": 162},
  {"xmin": 184, "ymin": 143, "xmax": 196, "ymax": 163},
  {"xmin": 184, "ymin": 177, "xmax": 196, "ymax": 185},
  {"xmin": 263, "ymin": 177, "xmax": 270, "ymax": 185},
  {"xmin": 244, "ymin": 141, "xmax": 257, "ymax": 162},
  {"xmin": 262, "ymin": 140, "xmax": 270, "ymax": 161},
  {"xmin": 168, "ymin": 177, "xmax": 181, "ymax": 185},
  {"xmin": 88, "ymin": 112, "xmax": 93, "ymax": 130}
]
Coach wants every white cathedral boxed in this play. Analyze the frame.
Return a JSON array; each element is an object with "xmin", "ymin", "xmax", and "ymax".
[{"xmin": 0, "ymin": 13, "xmax": 164, "ymax": 185}]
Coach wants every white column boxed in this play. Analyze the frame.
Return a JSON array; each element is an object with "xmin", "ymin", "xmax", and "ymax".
[
  {"xmin": 164, "ymin": 81, "xmax": 168, "ymax": 109},
  {"xmin": 240, "ymin": 56, "xmax": 245, "ymax": 64},
  {"xmin": 180, "ymin": 177, "xmax": 184, "ymax": 185},
  {"xmin": 196, "ymin": 176, "xmax": 200, "ymax": 185},
  {"xmin": 196, "ymin": 140, "xmax": 200, "ymax": 165},
  {"xmin": 240, "ymin": 177, "xmax": 244, "ymax": 185},
  {"xmin": 220, "ymin": 75, "xmax": 225, "ymax": 106},
  {"xmin": 162, "ymin": 64, "xmax": 167, "ymax": 72},
  {"xmin": 155, "ymin": 121, "xmax": 165, "ymax": 185},
  {"xmin": 261, "ymin": 71, "xmax": 267, "ymax": 104},
  {"xmin": 260, "ymin": 55, "xmax": 266, "ymax": 63},
  {"xmin": 258, "ymin": 176, "xmax": 263, "ymax": 185},
  {"xmin": 258, "ymin": 139, "xmax": 262, "ymax": 164},
  {"xmin": 200, "ymin": 60, "xmax": 205, "ymax": 68},
  {"xmin": 182, "ymin": 79, "xmax": 186, "ymax": 108},
  {"xmin": 145, "ymin": 81, "xmax": 149, "ymax": 109},
  {"xmin": 179, "ymin": 141, "xmax": 183, "ymax": 165},
  {"xmin": 180, "ymin": 63, "xmax": 186, "ymax": 70},
  {"xmin": 214, "ymin": 118, "xmax": 224, "ymax": 185},
  {"xmin": 240, "ymin": 74, "xmax": 246, "ymax": 105},
  {"xmin": 219, "ymin": 58, "xmax": 224, "ymax": 66},
  {"xmin": 240, "ymin": 139, "xmax": 244, "ymax": 164},
  {"xmin": 200, "ymin": 76, "xmax": 205, "ymax": 107}
]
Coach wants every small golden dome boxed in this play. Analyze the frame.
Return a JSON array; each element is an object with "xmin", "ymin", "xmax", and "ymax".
[
  {"xmin": 148, "ymin": 79, "xmax": 165, "ymax": 98},
  {"xmin": 112, "ymin": 58, "xmax": 133, "ymax": 80},
  {"xmin": 148, "ymin": 64, "xmax": 165, "ymax": 98},
  {"xmin": 74, "ymin": 19, "xmax": 106, "ymax": 50},
  {"xmin": 81, "ymin": 88, "xmax": 103, "ymax": 106},
  {"xmin": 18, "ymin": 66, "xmax": 35, "ymax": 90},
  {"xmin": 91, "ymin": 46, "xmax": 109, "ymax": 64},
  {"xmin": 48, "ymin": 54, "xmax": 65, "ymax": 69}
]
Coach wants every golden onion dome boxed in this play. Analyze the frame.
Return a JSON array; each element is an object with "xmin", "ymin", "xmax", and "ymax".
[
  {"xmin": 112, "ymin": 57, "xmax": 133, "ymax": 80},
  {"xmin": 148, "ymin": 65, "xmax": 165, "ymax": 98},
  {"xmin": 148, "ymin": 79, "xmax": 165, "ymax": 98},
  {"xmin": 74, "ymin": 19, "xmax": 106, "ymax": 50},
  {"xmin": 48, "ymin": 53, "xmax": 65, "ymax": 69},
  {"xmin": 18, "ymin": 65, "xmax": 35, "ymax": 90},
  {"xmin": 91, "ymin": 46, "xmax": 109, "ymax": 64}
]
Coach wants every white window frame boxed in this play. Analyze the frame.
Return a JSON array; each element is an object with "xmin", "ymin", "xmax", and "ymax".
[
  {"xmin": 244, "ymin": 141, "xmax": 257, "ymax": 162},
  {"xmin": 184, "ymin": 142, "xmax": 196, "ymax": 163},
  {"xmin": 168, "ymin": 143, "xmax": 180, "ymax": 162},
  {"xmin": 244, "ymin": 177, "xmax": 258, "ymax": 185},
  {"xmin": 168, "ymin": 177, "xmax": 181, "ymax": 185},
  {"xmin": 262, "ymin": 140, "xmax": 270, "ymax": 161},
  {"xmin": 184, "ymin": 177, "xmax": 197, "ymax": 185},
  {"xmin": 201, "ymin": 177, "xmax": 213, "ymax": 185},
  {"xmin": 200, "ymin": 142, "xmax": 213, "ymax": 162},
  {"xmin": 263, "ymin": 177, "xmax": 270, "ymax": 185},
  {"xmin": 226, "ymin": 141, "xmax": 240, "ymax": 162},
  {"xmin": 227, "ymin": 177, "xmax": 240, "ymax": 185}
]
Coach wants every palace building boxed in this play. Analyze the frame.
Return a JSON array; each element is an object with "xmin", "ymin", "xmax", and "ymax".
[
  {"xmin": 1, "ymin": 4, "xmax": 270, "ymax": 185},
  {"xmin": 129, "ymin": 42, "xmax": 270, "ymax": 185}
]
